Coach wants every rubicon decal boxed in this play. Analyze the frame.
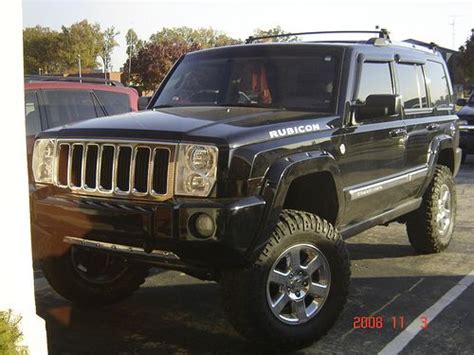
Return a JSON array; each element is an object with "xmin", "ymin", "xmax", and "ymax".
[{"xmin": 269, "ymin": 124, "xmax": 321, "ymax": 138}]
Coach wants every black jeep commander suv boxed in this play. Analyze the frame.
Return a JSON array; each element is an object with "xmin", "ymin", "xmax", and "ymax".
[{"xmin": 31, "ymin": 30, "xmax": 461, "ymax": 348}]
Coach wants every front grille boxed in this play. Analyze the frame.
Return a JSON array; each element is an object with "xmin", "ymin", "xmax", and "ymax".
[{"xmin": 54, "ymin": 140, "xmax": 175, "ymax": 201}]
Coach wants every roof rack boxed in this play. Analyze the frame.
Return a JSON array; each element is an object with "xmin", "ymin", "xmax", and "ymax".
[
  {"xmin": 245, "ymin": 29, "xmax": 390, "ymax": 44},
  {"xmin": 392, "ymin": 40, "xmax": 440, "ymax": 55},
  {"xmin": 24, "ymin": 75, "xmax": 124, "ymax": 87}
]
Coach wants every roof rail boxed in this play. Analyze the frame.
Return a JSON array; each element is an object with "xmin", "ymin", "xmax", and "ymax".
[
  {"xmin": 24, "ymin": 75, "xmax": 124, "ymax": 87},
  {"xmin": 245, "ymin": 29, "xmax": 390, "ymax": 44},
  {"xmin": 394, "ymin": 40, "xmax": 440, "ymax": 54}
]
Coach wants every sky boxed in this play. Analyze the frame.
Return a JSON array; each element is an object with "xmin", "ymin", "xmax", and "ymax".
[{"xmin": 23, "ymin": 0, "xmax": 474, "ymax": 72}]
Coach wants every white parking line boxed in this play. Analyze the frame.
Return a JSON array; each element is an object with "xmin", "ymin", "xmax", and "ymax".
[{"xmin": 378, "ymin": 269, "xmax": 474, "ymax": 355}]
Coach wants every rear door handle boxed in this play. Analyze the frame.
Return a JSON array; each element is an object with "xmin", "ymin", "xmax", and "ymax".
[
  {"xmin": 427, "ymin": 123, "xmax": 440, "ymax": 131},
  {"xmin": 389, "ymin": 128, "xmax": 407, "ymax": 138}
]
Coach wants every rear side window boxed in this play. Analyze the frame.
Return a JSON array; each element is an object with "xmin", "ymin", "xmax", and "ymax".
[
  {"xmin": 397, "ymin": 63, "xmax": 428, "ymax": 109},
  {"xmin": 94, "ymin": 90, "xmax": 131, "ymax": 116},
  {"xmin": 356, "ymin": 62, "xmax": 393, "ymax": 103},
  {"xmin": 25, "ymin": 90, "xmax": 42, "ymax": 135},
  {"xmin": 42, "ymin": 90, "xmax": 99, "ymax": 128},
  {"xmin": 425, "ymin": 61, "xmax": 451, "ymax": 109}
]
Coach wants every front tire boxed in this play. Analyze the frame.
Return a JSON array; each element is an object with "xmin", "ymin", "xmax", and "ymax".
[
  {"xmin": 40, "ymin": 243, "xmax": 150, "ymax": 307},
  {"xmin": 406, "ymin": 165, "xmax": 457, "ymax": 253},
  {"xmin": 221, "ymin": 210, "xmax": 350, "ymax": 349}
]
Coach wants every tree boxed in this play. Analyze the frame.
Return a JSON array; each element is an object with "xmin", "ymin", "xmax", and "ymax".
[
  {"xmin": 149, "ymin": 27, "xmax": 239, "ymax": 48},
  {"xmin": 23, "ymin": 26, "xmax": 62, "ymax": 74},
  {"xmin": 59, "ymin": 20, "xmax": 104, "ymax": 73},
  {"xmin": 458, "ymin": 30, "xmax": 474, "ymax": 89},
  {"xmin": 130, "ymin": 40, "xmax": 202, "ymax": 91},
  {"xmin": 251, "ymin": 26, "xmax": 298, "ymax": 42},
  {"xmin": 124, "ymin": 28, "xmax": 143, "ymax": 84},
  {"xmin": 100, "ymin": 26, "xmax": 120, "ymax": 72},
  {"xmin": 126, "ymin": 27, "xmax": 239, "ymax": 90}
]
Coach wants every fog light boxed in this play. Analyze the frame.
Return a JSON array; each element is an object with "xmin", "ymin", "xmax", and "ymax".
[{"xmin": 194, "ymin": 213, "xmax": 215, "ymax": 238}]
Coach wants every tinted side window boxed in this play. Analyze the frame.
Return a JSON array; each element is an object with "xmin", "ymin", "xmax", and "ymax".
[
  {"xmin": 43, "ymin": 90, "xmax": 98, "ymax": 128},
  {"xmin": 94, "ymin": 90, "xmax": 131, "ymax": 116},
  {"xmin": 25, "ymin": 90, "xmax": 42, "ymax": 135},
  {"xmin": 397, "ymin": 63, "xmax": 428, "ymax": 109},
  {"xmin": 356, "ymin": 62, "xmax": 393, "ymax": 102},
  {"xmin": 425, "ymin": 61, "xmax": 451, "ymax": 109}
]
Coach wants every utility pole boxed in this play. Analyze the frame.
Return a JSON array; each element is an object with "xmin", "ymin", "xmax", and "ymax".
[
  {"xmin": 103, "ymin": 41, "xmax": 108, "ymax": 80},
  {"xmin": 449, "ymin": 16, "xmax": 457, "ymax": 49},
  {"xmin": 128, "ymin": 42, "xmax": 133, "ymax": 85},
  {"xmin": 77, "ymin": 54, "xmax": 82, "ymax": 83}
]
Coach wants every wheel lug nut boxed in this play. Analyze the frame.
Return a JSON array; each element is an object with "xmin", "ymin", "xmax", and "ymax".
[{"xmin": 303, "ymin": 281, "xmax": 308, "ymax": 286}]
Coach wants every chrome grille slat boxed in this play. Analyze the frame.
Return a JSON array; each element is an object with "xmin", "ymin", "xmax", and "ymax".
[{"xmin": 54, "ymin": 139, "xmax": 175, "ymax": 201}]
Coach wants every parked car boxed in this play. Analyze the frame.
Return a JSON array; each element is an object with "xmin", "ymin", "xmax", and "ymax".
[
  {"xmin": 456, "ymin": 93, "xmax": 474, "ymax": 163},
  {"xmin": 30, "ymin": 30, "xmax": 461, "ymax": 349},
  {"xmin": 25, "ymin": 77, "xmax": 138, "ymax": 175},
  {"xmin": 25, "ymin": 77, "xmax": 138, "ymax": 260}
]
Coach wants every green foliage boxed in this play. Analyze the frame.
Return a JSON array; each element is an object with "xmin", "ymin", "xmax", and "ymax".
[
  {"xmin": 149, "ymin": 27, "xmax": 240, "ymax": 48},
  {"xmin": 100, "ymin": 26, "xmax": 120, "ymax": 72},
  {"xmin": 125, "ymin": 28, "xmax": 143, "ymax": 57},
  {"xmin": 0, "ymin": 310, "xmax": 23, "ymax": 354},
  {"xmin": 23, "ymin": 20, "xmax": 107, "ymax": 74},
  {"xmin": 458, "ymin": 31, "xmax": 474, "ymax": 86},
  {"xmin": 59, "ymin": 20, "xmax": 103, "ymax": 72},
  {"xmin": 252, "ymin": 26, "xmax": 298, "ymax": 42},
  {"xmin": 23, "ymin": 26, "xmax": 62, "ymax": 74}
]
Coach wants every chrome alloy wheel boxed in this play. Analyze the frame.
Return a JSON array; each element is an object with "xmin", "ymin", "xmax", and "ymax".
[
  {"xmin": 437, "ymin": 184, "xmax": 452, "ymax": 236},
  {"xmin": 266, "ymin": 243, "xmax": 331, "ymax": 325}
]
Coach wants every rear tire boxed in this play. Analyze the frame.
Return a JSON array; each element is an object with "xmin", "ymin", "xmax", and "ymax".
[
  {"xmin": 406, "ymin": 165, "xmax": 456, "ymax": 253},
  {"xmin": 221, "ymin": 210, "xmax": 350, "ymax": 349},
  {"xmin": 40, "ymin": 243, "xmax": 149, "ymax": 307}
]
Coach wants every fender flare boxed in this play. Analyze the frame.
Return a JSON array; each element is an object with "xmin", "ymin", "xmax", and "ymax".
[
  {"xmin": 246, "ymin": 150, "xmax": 344, "ymax": 259},
  {"xmin": 418, "ymin": 134, "xmax": 454, "ymax": 197}
]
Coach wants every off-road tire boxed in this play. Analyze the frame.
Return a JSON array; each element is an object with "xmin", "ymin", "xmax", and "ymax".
[
  {"xmin": 221, "ymin": 210, "xmax": 350, "ymax": 349},
  {"xmin": 40, "ymin": 243, "xmax": 149, "ymax": 307},
  {"xmin": 406, "ymin": 165, "xmax": 457, "ymax": 254}
]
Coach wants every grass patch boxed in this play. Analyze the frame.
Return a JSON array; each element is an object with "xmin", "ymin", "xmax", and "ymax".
[{"xmin": 0, "ymin": 310, "xmax": 24, "ymax": 354}]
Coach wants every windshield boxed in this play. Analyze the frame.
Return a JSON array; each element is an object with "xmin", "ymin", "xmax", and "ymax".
[{"xmin": 153, "ymin": 46, "xmax": 341, "ymax": 113}]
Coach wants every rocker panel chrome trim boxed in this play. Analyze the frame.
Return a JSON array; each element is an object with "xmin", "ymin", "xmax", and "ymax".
[{"xmin": 347, "ymin": 166, "xmax": 428, "ymax": 201}]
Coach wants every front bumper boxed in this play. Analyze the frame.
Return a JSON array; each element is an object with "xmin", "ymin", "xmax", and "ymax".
[{"xmin": 31, "ymin": 187, "xmax": 266, "ymax": 268}]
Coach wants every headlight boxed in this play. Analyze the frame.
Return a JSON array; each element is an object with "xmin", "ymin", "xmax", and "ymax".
[
  {"xmin": 32, "ymin": 139, "xmax": 56, "ymax": 184},
  {"xmin": 175, "ymin": 144, "xmax": 218, "ymax": 197}
]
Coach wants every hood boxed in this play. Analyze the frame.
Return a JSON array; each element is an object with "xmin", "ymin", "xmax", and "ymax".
[{"xmin": 39, "ymin": 106, "xmax": 339, "ymax": 148}]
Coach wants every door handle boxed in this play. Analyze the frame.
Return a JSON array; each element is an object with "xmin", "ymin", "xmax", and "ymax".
[
  {"xmin": 389, "ymin": 128, "xmax": 407, "ymax": 138},
  {"xmin": 427, "ymin": 123, "xmax": 440, "ymax": 131}
]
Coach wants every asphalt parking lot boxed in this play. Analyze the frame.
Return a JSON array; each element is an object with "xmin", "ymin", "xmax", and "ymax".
[{"xmin": 34, "ymin": 159, "xmax": 474, "ymax": 354}]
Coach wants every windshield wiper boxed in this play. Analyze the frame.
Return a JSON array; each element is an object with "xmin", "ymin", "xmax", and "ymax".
[
  {"xmin": 216, "ymin": 103, "xmax": 286, "ymax": 110},
  {"xmin": 153, "ymin": 104, "xmax": 175, "ymax": 110}
]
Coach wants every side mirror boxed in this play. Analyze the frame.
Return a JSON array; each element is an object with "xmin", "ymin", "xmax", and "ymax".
[
  {"xmin": 455, "ymin": 98, "xmax": 467, "ymax": 107},
  {"xmin": 138, "ymin": 96, "xmax": 151, "ymax": 111},
  {"xmin": 353, "ymin": 94, "xmax": 401, "ymax": 121}
]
